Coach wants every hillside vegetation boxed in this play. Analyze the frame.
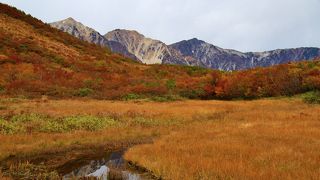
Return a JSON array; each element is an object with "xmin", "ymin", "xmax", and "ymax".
[
  {"xmin": 0, "ymin": 3, "xmax": 319, "ymax": 101},
  {"xmin": 0, "ymin": 3, "xmax": 210, "ymax": 99}
]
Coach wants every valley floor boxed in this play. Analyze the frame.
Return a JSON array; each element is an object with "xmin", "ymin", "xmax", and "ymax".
[{"xmin": 0, "ymin": 98, "xmax": 319, "ymax": 179}]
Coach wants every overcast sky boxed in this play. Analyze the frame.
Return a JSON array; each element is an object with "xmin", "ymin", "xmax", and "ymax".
[{"xmin": 1, "ymin": 0, "xmax": 320, "ymax": 52}]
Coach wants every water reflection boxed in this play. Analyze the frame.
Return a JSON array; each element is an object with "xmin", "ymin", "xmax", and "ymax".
[{"xmin": 63, "ymin": 151, "xmax": 144, "ymax": 180}]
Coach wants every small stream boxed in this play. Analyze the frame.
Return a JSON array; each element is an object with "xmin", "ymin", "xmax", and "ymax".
[{"xmin": 62, "ymin": 151, "xmax": 151, "ymax": 180}]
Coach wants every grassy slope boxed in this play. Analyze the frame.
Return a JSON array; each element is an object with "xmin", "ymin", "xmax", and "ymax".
[{"xmin": 0, "ymin": 3, "xmax": 210, "ymax": 99}]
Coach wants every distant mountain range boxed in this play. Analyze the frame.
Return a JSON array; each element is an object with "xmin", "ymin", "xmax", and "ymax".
[{"xmin": 50, "ymin": 18, "xmax": 320, "ymax": 71}]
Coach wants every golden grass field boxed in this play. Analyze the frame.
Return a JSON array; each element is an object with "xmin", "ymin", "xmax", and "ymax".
[{"xmin": 0, "ymin": 97, "xmax": 319, "ymax": 179}]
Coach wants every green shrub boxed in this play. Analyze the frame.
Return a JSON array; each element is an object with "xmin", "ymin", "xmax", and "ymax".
[
  {"xmin": 144, "ymin": 81, "xmax": 161, "ymax": 88},
  {"xmin": 18, "ymin": 44, "xmax": 28, "ymax": 52},
  {"xmin": 50, "ymin": 55, "xmax": 65, "ymax": 65},
  {"xmin": 184, "ymin": 66, "xmax": 209, "ymax": 76},
  {"xmin": 0, "ymin": 85, "xmax": 5, "ymax": 93},
  {"xmin": 303, "ymin": 91, "xmax": 320, "ymax": 104},
  {"xmin": 180, "ymin": 89, "xmax": 205, "ymax": 99},
  {"xmin": 166, "ymin": 79, "xmax": 176, "ymax": 92},
  {"xmin": 123, "ymin": 93, "xmax": 141, "ymax": 101},
  {"xmin": 75, "ymin": 88, "xmax": 94, "ymax": 97}
]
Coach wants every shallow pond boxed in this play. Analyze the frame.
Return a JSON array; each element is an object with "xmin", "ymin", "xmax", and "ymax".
[{"xmin": 62, "ymin": 151, "xmax": 152, "ymax": 180}]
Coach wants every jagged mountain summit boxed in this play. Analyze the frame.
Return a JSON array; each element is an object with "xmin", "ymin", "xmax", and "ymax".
[
  {"xmin": 50, "ymin": 18, "xmax": 320, "ymax": 70},
  {"xmin": 50, "ymin": 18, "xmax": 138, "ymax": 60}
]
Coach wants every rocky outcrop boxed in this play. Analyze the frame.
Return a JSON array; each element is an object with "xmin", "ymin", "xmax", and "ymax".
[{"xmin": 50, "ymin": 18, "xmax": 137, "ymax": 60}]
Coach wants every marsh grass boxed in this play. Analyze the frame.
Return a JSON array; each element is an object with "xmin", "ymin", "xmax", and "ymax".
[
  {"xmin": 125, "ymin": 99, "xmax": 320, "ymax": 180},
  {"xmin": 0, "ymin": 114, "xmax": 119, "ymax": 134},
  {"xmin": 0, "ymin": 98, "xmax": 319, "ymax": 179}
]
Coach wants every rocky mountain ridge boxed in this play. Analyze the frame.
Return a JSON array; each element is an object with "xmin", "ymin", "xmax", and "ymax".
[{"xmin": 50, "ymin": 18, "xmax": 320, "ymax": 70}]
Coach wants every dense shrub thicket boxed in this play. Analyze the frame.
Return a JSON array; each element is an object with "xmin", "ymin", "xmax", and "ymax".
[{"xmin": 203, "ymin": 60, "xmax": 320, "ymax": 99}]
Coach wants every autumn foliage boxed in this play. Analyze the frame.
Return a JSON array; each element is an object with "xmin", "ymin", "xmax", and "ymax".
[
  {"xmin": 0, "ymin": 3, "xmax": 319, "ymax": 100},
  {"xmin": 204, "ymin": 60, "xmax": 320, "ymax": 99}
]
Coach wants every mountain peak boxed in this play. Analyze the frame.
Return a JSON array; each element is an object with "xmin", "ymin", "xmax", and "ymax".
[
  {"xmin": 50, "ymin": 17, "xmax": 107, "ymax": 46},
  {"xmin": 189, "ymin": 38, "xmax": 200, "ymax": 41},
  {"xmin": 187, "ymin": 38, "xmax": 206, "ymax": 44},
  {"xmin": 66, "ymin": 17, "xmax": 75, "ymax": 21}
]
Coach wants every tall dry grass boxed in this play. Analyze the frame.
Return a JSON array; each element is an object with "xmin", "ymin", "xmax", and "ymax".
[
  {"xmin": 1, "ymin": 98, "xmax": 319, "ymax": 179},
  {"xmin": 125, "ymin": 99, "xmax": 320, "ymax": 180}
]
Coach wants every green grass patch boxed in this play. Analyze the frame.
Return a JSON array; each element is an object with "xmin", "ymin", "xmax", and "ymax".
[
  {"xmin": 0, "ymin": 118, "xmax": 23, "ymax": 135},
  {"xmin": 302, "ymin": 91, "xmax": 320, "ymax": 104},
  {"xmin": 0, "ymin": 114, "xmax": 119, "ymax": 134}
]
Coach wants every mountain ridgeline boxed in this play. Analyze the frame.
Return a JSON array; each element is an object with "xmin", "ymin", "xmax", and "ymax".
[{"xmin": 50, "ymin": 18, "xmax": 320, "ymax": 71}]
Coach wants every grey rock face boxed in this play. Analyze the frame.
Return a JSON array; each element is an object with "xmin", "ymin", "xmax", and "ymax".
[
  {"xmin": 50, "ymin": 18, "xmax": 138, "ymax": 60},
  {"xmin": 105, "ymin": 29, "xmax": 202, "ymax": 66}
]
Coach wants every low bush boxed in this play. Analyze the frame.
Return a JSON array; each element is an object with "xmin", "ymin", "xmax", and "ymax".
[
  {"xmin": 166, "ymin": 79, "xmax": 176, "ymax": 92},
  {"xmin": 0, "ymin": 85, "xmax": 5, "ymax": 92},
  {"xmin": 180, "ymin": 89, "xmax": 205, "ymax": 99},
  {"xmin": 122, "ymin": 93, "xmax": 142, "ymax": 101},
  {"xmin": 302, "ymin": 91, "xmax": 320, "ymax": 104},
  {"xmin": 75, "ymin": 88, "xmax": 94, "ymax": 97}
]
